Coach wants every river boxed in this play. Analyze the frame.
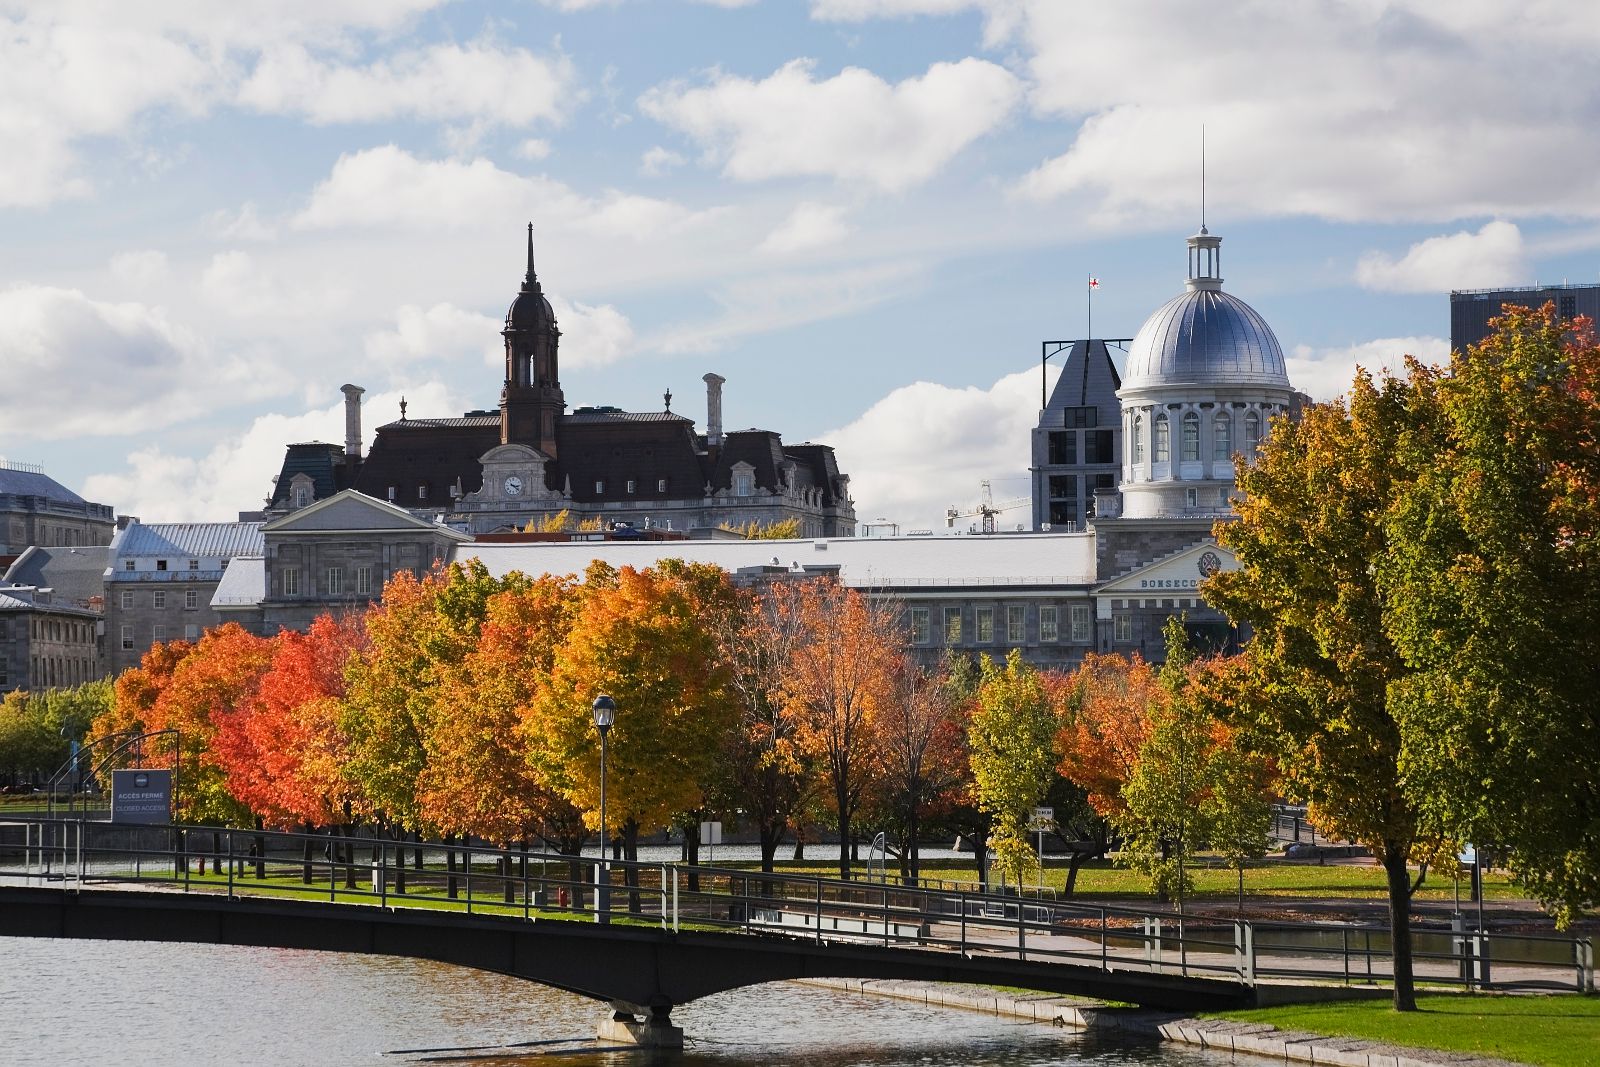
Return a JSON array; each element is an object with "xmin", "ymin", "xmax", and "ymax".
[{"xmin": 0, "ymin": 937, "xmax": 1265, "ymax": 1066}]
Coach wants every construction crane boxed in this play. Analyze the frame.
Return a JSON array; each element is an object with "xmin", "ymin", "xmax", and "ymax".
[{"xmin": 946, "ymin": 479, "xmax": 1030, "ymax": 534}]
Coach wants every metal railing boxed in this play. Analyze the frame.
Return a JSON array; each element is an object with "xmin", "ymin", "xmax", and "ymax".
[{"xmin": 0, "ymin": 819, "xmax": 1591, "ymax": 996}]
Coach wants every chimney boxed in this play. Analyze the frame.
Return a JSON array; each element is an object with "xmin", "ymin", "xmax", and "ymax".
[
  {"xmin": 341, "ymin": 384, "xmax": 365, "ymax": 459},
  {"xmin": 703, "ymin": 372, "xmax": 725, "ymax": 447}
]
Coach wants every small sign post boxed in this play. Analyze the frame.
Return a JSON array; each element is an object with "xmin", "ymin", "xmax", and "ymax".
[
  {"xmin": 111, "ymin": 768, "xmax": 173, "ymax": 825},
  {"xmin": 1029, "ymin": 807, "xmax": 1055, "ymax": 888},
  {"xmin": 700, "ymin": 820, "xmax": 723, "ymax": 864}
]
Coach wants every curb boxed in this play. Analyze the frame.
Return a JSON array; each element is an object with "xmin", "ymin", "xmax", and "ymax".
[{"xmin": 795, "ymin": 978, "xmax": 1528, "ymax": 1067}]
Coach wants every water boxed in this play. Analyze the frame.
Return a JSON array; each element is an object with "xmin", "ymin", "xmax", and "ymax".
[{"xmin": 0, "ymin": 937, "xmax": 1253, "ymax": 1067}]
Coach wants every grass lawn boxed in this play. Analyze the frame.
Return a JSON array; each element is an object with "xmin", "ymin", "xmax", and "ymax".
[
  {"xmin": 1210, "ymin": 993, "xmax": 1600, "ymax": 1067},
  {"xmin": 755, "ymin": 857, "xmax": 1522, "ymax": 903}
]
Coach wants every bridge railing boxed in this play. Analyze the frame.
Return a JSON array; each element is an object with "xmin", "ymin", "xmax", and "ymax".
[{"xmin": 0, "ymin": 818, "xmax": 1591, "ymax": 996}]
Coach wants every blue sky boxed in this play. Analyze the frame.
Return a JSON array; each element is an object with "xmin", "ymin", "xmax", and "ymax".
[{"xmin": 3, "ymin": 1, "xmax": 1597, "ymax": 530}]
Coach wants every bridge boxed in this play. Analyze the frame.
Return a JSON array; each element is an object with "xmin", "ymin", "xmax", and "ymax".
[{"xmin": 1, "ymin": 819, "xmax": 1590, "ymax": 1048}]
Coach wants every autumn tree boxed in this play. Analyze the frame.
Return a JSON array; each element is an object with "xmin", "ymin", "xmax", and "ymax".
[
  {"xmin": 523, "ymin": 561, "xmax": 737, "ymax": 874},
  {"xmin": 711, "ymin": 583, "xmax": 811, "ymax": 873},
  {"xmin": 1204, "ymin": 367, "xmax": 1450, "ymax": 1011},
  {"xmin": 213, "ymin": 614, "xmax": 367, "ymax": 830},
  {"xmin": 1380, "ymin": 303, "xmax": 1600, "ymax": 925},
  {"xmin": 1055, "ymin": 652, "xmax": 1161, "ymax": 820},
  {"xmin": 779, "ymin": 578, "xmax": 900, "ymax": 879},
  {"xmin": 968, "ymin": 650, "xmax": 1057, "ymax": 888},
  {"xmin": 420, "ymin": 574, "xmax": 584, "ymax": 851},
  {"xmin": 871, "ymin": 655, "xmax": 967, "ymax": 883},
  {"xmin": 146, "ymin": 623, "xmax": 275, "ymax": 823}
]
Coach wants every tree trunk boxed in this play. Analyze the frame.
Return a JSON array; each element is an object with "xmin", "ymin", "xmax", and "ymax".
[
  {"xmin": 759, "ymin": 819, "xmax": 782, "ymax": 875},
  {"xmin": 253, "ymin": 816, "xmax": 267, "ymax": 880},
  {"xmin": 339, "ymin": 825, "xmax": 357, "ymax": 889},
  {"xmin": 301, "ymin": 822, "xmax": 314, "ymax": 884},
  {"xmin": 903, "ymin": 808, "xmax": 921, "ymax": 886},
  {"xmin": 836, "ymin": 784, "xmax": 852, "ymax": 879},
  {"xmin": 685, "ymin": 820, "xmax": 702, "ymax": 894},
  {"xmin": 624, "ymin": 821, "xmax": 642, "ymax": 915},
  {"xmin": 1383, "ymin": 841, "xmax": 1418, "ymax": 1011},
  {"xmin": 1065, "ymin": 852, "xmax": 1085, "ymax": 897}
]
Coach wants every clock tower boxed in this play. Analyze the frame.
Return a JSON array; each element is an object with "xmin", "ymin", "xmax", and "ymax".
[{"xmin": 501, "ymin": 223, "xmax": 564, "ymax": 459}]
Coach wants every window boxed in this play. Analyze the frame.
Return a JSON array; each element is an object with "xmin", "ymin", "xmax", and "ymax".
[
  {"xmin": 910, "ymin": 607, "xmax": 930, "ymax": 644},
  {"xmin": 282, "ymin": 567, "xmax": 300, "ymax": 596},
  {"xmin": 943, "ymin": 607, "xmax": 963, "ymax": 644},
  {"xmin": 418, "ymin": 484, "xmax": 428, "ymax": 501},
  {"xmin": 1213, "ymin": 413, "xmax": 1232, "ymax": 460},
  {"xmin": 1114, "ymin": 613, "xmax": 1133, "ymax": 642},
  {"xmin": 1064, "ymin": 406, "xmax": 1097, "ymax": 428},
  {"xmin": 153, "ymin": 625, "xmax": 166, "ymax": 642},
  {"xmin": 657, "ymin": 478, "xmax": 668, "ymax": 493},
  {"xmin": 185, "ymin": 590, "xmax": 199, "ymax": 610},
  {"xmin": 294, "ymin": 486, "xmax": 311, "ymax": 508},
  {"xmin": 1154, "ymin": 415, "xmax": 1170, "ymax": 462},
  {"xmin": 1048, "ymin": 431, "xmax": 1076, "ymax": 465},
  {"xmin": 1039, "ymin": 607, "xmax": 1058, "ymax": 642},
  {"xmin": 189, "ymin": 559, "xmax": 200, "ymax": 571},
  {"xmin": 120, "ymin": 591, "xmax": 134, "ymax": 610},
  {"xmin": 156, "ymin": 559, "xmax": 168, "ymax": 571},
  {"xmin": 1070, "ymin": 604, "xmax": 1092, "ymax": 642},
  {"xmin": 387, "ymin": 486, "xmax": 397, "ymax": 501},
  {"xmin": 123, "ymin": 560, "xmax": 135, "ymax": 571},
  {"xmin": 1084, "ymin": 429, "xmax": 1115, "ymax": 464},
  {"xmin": 185, "ymin": 625, "xmax": 200, "ymax": 641},
  {"xmin": 595, "ymin": 480, "xmax": 606, "ymax": 494},
  {"xmin": 121, "ymin": 626, "xmax": 133, "ymax": 651},
  {"xmin": 734, "ymin": 472, "xmax": 754, "ymax": 496},
  {"xmin": 325, "ymin": 567, "xmax": 342, "ymax": 595},
  {"xmin": 1181, "ymin": 412, "xmax": 1200, "ymax": 461},
  {"xmin": 975, "ymin": 608, "xmax": 994, "ymax": 643},
  {"xmin": 1185, "ymin": 487, "xmax": 1198, "ymax": 508},
  {"xmin": 1048, "ymin": 475, "xmax": 1078, "ymax": 503},
  {"xmin": 1006, "ymin": 605, "xmax": 1025, "ymax": 643},
  {"xmin": 1132, "ymin": 416, "xmax": 1144, "ymax": 463},
  {"xmin": 356, "ymin": 567, "xmax": 373, "ymax": 595},
  {"xmin": 1244, "ymin": 411, "xmax": 1261, "ymax": 456},
  {"xmin": 152, "ymin": 590, "xmax": 166, "ymax": 609}
]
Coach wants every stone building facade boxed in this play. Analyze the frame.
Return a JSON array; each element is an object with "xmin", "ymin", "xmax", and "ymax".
[
  {"xmin": 103, "ymin": 521, "xmax": 265, "ymax": 674},
  {"xmin": 0, "ymin": 587, "xmax": 101, "ymax": 693},
  {"xmin": 0, "ymin": 464, "xmax": 116, "ymax": 556}
]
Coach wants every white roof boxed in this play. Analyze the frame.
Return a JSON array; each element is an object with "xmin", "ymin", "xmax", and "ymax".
[
  {"xmin": 211, "ymin": 556, "xmax": 266, "ymax": 608},
  {"xmin": 456, "ymin": 532, "xmax": 1097, "ymax": 589}
]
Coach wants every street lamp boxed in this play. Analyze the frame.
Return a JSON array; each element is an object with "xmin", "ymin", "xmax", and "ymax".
[{"xmin": 592, "ymin": 694, "xmax": 616, "ymax": 924}]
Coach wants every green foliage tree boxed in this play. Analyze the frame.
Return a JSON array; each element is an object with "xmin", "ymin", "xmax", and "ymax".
[
  {"xmin": 1379, "ymin": 304, "xmax": 1600, "ymax": 925},
  {"xmin": 968, "ymin": 650, "xmax": 1057, "ymax": 887},
  {"xmin": 1204, "ymin": 368, "xmax": 1451, "ymax": 1011}
]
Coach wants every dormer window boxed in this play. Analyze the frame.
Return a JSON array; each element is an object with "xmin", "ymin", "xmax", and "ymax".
[
  {"xmin": 595, "ymin": 480, "xmax": 606, "ymax": 494},
  {"xmin": 294, "ymin": 486, "xmax": 310, "ymax": 508},
  {"xmin": 156, "ymin": 560, "xmax": 168, "ymax": 572},
  {"xmin": 626, "ymin": 479, "xmax": 636, "ymax": 494},
  {"xmin": 657, "ymin": 478, "xmax": 668, "ymax": 493},
  {"xmin": 418, "ymin": 484, "xmax": 428, "ymax": 501}
]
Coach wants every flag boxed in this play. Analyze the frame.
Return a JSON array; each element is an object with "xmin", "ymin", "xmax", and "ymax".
[{"xmin": 1088, "ymin": 277, "xmax": 1100, "ymax": 290}]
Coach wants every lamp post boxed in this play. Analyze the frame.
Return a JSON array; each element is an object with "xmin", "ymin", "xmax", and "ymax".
[{"xmin": 592, "ymin": 694, "xmax": 616, "ymax": 924}]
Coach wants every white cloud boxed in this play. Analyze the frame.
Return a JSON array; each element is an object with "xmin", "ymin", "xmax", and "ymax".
[
  {"xmin": 549, "ymin": 295, "xmax": 635, "ymax": 368},
  {"xmin": 206, "ymin": 202, "xmax": 278, "ymax": 242},
  {"xmin": 1286, "ymin": 336, "xmax": 1451, "ymax": 403},
  {"xmin": 80, "ymin": 383, "xmax": 458, "ymax": 522},
  {"xmin": 653, "ymin": 260, "xmax": 924, "ymax": 354},
  {"xmin": 823, "ymin": 363, "xmax": 1052, "ymax": 531},
  {"xmin": 108, "ymin": 250, "xmax": 171, "ymax": 288},
  {"xmin": 199, "ymin": 249, "xmax": 347, "ymax": 318},
  {"xmin": 363, "ymin": 302, "xmax": 502, "ymax": 366},
  {"xmin": 237, "ymin": 40, "xmax": 578, "ymax": 127},
  {"xmin": 292, "ymin": 146, "xmax": 704, "ymax": 237},
  {"xmin": 640, "ymin": 145, "xmax": 685, "ymax": 176},
  {"xmin": 1010, "ymin": 3, "xmax": 1600, "ymax": 225},
  {"xmin": 515, "ymin": 138, "xmax": 553, "ymax": 160},
  {"xmin": 639, "ymin": 57, "xmax": 1021, "ymax": 192},
  {"xmin": 0, "ymin": 285, "xmax": 266, "ymax": 440},
  {"xmin": 1355, "ymin": 221, "xmax": 1527, "ymax": 294},
  {"xmin": 759, "ymin": 201, "xmax": 852, "ymax": 253}
]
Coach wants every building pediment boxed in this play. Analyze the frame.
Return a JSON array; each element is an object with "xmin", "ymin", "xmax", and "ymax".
[
  {"xmin": 1093, "ymin": 539, "xmax": 1237, "ymax": 596},
  {"xmin": 264, "ymin": 489, "xmax": 470, "ymax": 538}
]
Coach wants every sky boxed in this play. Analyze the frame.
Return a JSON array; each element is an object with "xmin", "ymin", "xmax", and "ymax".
[{"xmin": 3, "ymin": 0, "xmax": 1599, "ymax": 532}]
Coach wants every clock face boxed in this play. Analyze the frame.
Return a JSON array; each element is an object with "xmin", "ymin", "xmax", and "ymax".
[{"xmin": 504, "ymin": 475, "xmax": 524, "ymax": 496}]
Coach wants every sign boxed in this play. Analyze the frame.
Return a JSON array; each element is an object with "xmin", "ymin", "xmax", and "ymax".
[
  {"xmin": 111, "ymin": 768, "xmax": 172, "ymax": 825},
  {"xmin": 1029, "ymin": 806, "xmax": 1054, "ymax": 830},
  {"xmin": 699, "ymin": 820, "xmax": 723, "ymax": 846}
]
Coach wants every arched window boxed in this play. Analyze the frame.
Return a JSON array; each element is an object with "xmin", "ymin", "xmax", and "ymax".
[
  {"xmin": 1153, "ymin": 414, "xmax": 1170, "ymax": 462},
  {"xmin": 1132, "ymin": 416, "xmax": 1145, "ymax": 463},
  {"xmin": 1244, "ymin": 411, "xmax": 1261, "ymax": 456},
  {"xmin": 1213, "ymin": 412, "xmax": 1232, "ymax": 460},
  {"xmin": 1181, "ymin": 411, "xmax": 1200, "ymax": 461}
]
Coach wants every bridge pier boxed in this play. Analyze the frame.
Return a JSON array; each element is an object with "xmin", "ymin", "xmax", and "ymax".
[{"xmin": 596, "ymin": 1000, "xmax": 683, "ymax": 1049}]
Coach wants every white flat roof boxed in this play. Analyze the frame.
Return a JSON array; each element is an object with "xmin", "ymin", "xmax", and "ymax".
[{"xmin": 455, "ymin": 532, "xmax": 1097, "ymax": 590}]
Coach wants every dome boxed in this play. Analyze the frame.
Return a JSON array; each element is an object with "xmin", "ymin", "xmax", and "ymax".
[
  {"xmin": 506, "ymin": 286, "xmax": 555, "ymax": 330},
  {"xmin": 1122, "ymin": 287, "xmax": 1288, "ymax": 390}
]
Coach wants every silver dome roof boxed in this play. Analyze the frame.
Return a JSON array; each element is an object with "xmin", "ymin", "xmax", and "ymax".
[{"xmin": 1123, "ymin": 286, "xmax": 1288, "ymax": 390}]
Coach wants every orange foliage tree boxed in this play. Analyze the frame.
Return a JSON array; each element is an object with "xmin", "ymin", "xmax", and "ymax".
[{"xmin": 1054, "ymin": 651, "xmax": 1162, "ymax": 820}]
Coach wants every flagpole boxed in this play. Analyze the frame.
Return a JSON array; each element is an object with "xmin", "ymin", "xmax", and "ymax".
[{"xmin": 1087, "ymin": 275, "xmax": 1093, "ymax": 341}]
